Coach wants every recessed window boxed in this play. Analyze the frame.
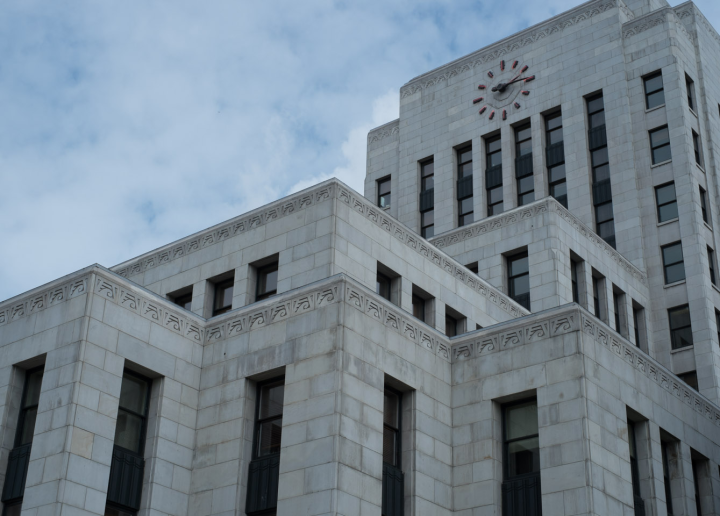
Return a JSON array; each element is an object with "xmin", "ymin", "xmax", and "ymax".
[
  {"xmin": 445, "ymin": 306, "xmax": 466, "ymax": 338},
  {"xmin": 693, "ymin": 131, "xmax": 702, "ymax": 166},
  {"xmin": 633, "ymin": 302, "xmax": 646, "ymax": 349},
  {"xmin": 571, "ymin": 258, "xmax": 580, "ymax": 303},
  {"xmin": 168, "ymin": 287, "xmax": 193, "ymax": 311},
  {"xmin": 644, "ymin": 71, "xmax": 665, "ymax": 109},
  {"xmin": 669, "ymin": 305, "xmax": 693, "ymax": 349},
  {"xmin": 655, "ymin": 182, "xmax": 678, "ymax": 223},
  {"xmin": 457, "ymin": 145, "xmax": 474, "ymax": 227},
  {"xmin": 255, "ymin": 379, "xmax": 284, "ymax": 457},
  {"xmin": 508, "ymin": 251, "xmax": 530, "ymax": 310},
  {"xmin": 613, "ymin": 287, "xmax": 625, "ymax": 336},
  {"xmin": 592, "ymin": 273, "xmax": 605, "ymax": 320},
  {"xmin": 587, "ymin": 93, "xmax": 615, "ymax": 248},
  {"xmin": 515, "ymin": 124, "xmax": 534, "ymax": 206},
  {"xmin": 383, "ymin": 387, "xmax": 401, "ymax": 466},
  {"xmin": 686, "ymin": 75, "xmax": 696, "ymax": 111},
  {"xmin": 412, "ymin": 294, "xmax": 426, "ymax": 322},
  {"xmin": 256, "ymin": 263, "xmax": 279, "ymax": 302},
  {"xmin": 661, "ymin": 441, "xmax": 675, "ymax": 515},
  {"xmin": 420, "ymin": 159, "xmax": 435, "ymax": 238},
  {"xmin": 15, "ymin": 367, "xmax": 43, "ymax": 448},
  {"xmin": 486, "ymin": 136, "xmax": 503, "ymax": 216},
  {"xmin": 546, "ymin": 111, "xmax": 567, "ymax": 208},
  {"xmin": 377, "ymin": 271, "xmax": 391, "ymax": 301},
  {"xmin": 700, "ymin": 186, "xmax": 710, "ymax": 224},
  {"xmin": 662, "ymin": 242, "xmax": 685, "ymax": 284},
  {"xmin": 709, "ymin": 247, "xmax": 716, "ymax": 285},
  {"xmin": 679, "ymin": 371, "xmax": 698, "ymax": 391},
  {"xmin": 376, "ymin": 263, "xmax": 400, "ymax": 306},
  {"xmin": 411, "ymin": 285, "xmax": 433, "ymax": 325},
  {"xmin": 503, "ymin": 399, "xmax": 540, "ymax": 479},
  {"xmin": 378, "ymin": 177, "xmax": 391, "ymax": 209},
  {"xmin": 650, "ymin": 126, "xmax": 671, "ymax": 164},
  {"xmin": 628, "ymin": 420, "xmax": 647, "ymax": 514},
  {"xmin": 213, "ymin": 279, "xmax": 234, "ymax": 316},
  {"xmin": 466, "ymin": 262, "xmax": 479, "ymax": 274},
  {"xmin": 716, "ymin": 310, "xmax": 720, "ymax": 345}
]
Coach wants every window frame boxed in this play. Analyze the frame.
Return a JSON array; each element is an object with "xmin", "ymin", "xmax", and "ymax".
[
  {"xmin": 383, "ymin": 386, "xmax": 402, "ymax": 468},
  {"xmin": 213, "ymin": 278, "xmax": 234, "ymax": 316},
  {"xmin": 457, "ymin": 145, "xmax": 474, "ymax": 227},
  {"xmin": 700, "ymin": 186, "xmax": 710, "ymax": 225},
  {"xmin": 376, "ymin": 271, "xmax": 392, "ymax": 301},
  {"xmin": 507, "ymin": 251, "xmax": 530, "ymax": 311},
  {"xmin": 655, "ymin": 182, "xmax": 678, "ymax": 223},
  {"xmin": 502, "ymin": 398, "xmax": 540, "ymax": 480},
  {"xmin": 515, "ymin": 123, "xmax": 535, "ymax": 206},
  {"xmin": 377, "ymin": 176, "xmax": 391, "ymax": 209},
  {"xmin": 649, "ymin": 125, "xmax": 671, "ymax": 164},
  {"xmin": 662, "ymin": 242, "xmax": 686, "ymax": 284},
  {"xmin": 661, "ymin": 441, "xmax": 675, "ymax": 515},
  {"xmin": 709, "ymin": 247, "xmax": 716, "ymax": 285},
  {"xmin": 13, "ymin": 366, "xmax": 44, "ymax": 448},
  {"xmin": 256, "ymin": 263, "xmax": 279, "ymax": 302},
  {"xmin": 686, "ymin": 75, "xmax": 696, "ymax": 112},
  {"xmin": 114, "ymin": 369, "xmax": 152, "ymax": 457},
  {"xmin": 252, "ymin": 376, "xmax": 285, "ymax": 460},
  {"xmin": 693, "ymin": 131, "xmax": 702, "ymax": 166},
  {"xmin": 668, "ymin": 304, "xmax": 693, "ymax": 350},
  {"xmin": 420, "ymin": 159, "xmax": 435, "ymax": 238},
  {"xmin": 486, "ymin": 135, "xmax": 503, "ymax": 217},
  {"xmin": 644, "ymin": 71, "xmax": 666, "ymax": 110}
]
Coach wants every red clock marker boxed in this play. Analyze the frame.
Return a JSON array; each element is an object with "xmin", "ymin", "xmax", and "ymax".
[
  {"xmin": 478, "ymin": 84, "xmax": 486, "ymax": 90},
  {"xmin": 489, "ymin": 110, "xmax": 495, "ymax": 120},
  {"xmin": 521, "ymin": 65, "xmax": 528, "ymax": 73},
  {"xmin": 514, "ymin": 102, "xmax": 521, "ymax": 109},
  {"xmin": 524, "ymin": 75, "xmax": 535, "ymax": 83},
  {"xmin": 502, "ymin": 109, "xmax": 507, "ymax": 120},
  {"xmin": 473, "ymin": 97, "xmax": 484, "ymax": 104},
  {"xmin": 479, "ymin": 106, "xmax": 487, "ymax": 114},
  {"xmin": 521, "ymin": 90, "xmax": 530, "ymax": 96},
  {"xmin": 512, "ymin": 60, "xmax": 519, "ymax": 69},
  {"xmin": 501, "ymin": 60, "xmax": 505, "ymax": 71},
  {"xmin": 488, "ymin": 71, "xmax": 494, "ymax": 78}
]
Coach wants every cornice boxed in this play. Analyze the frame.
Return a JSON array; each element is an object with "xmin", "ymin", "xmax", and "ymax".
[
  {"xmin": 368, "ymin": 119, "xmax": 400, "ymax": 144},
  {"xmin": 451, "ymin": 304, "xmax": 720, "ymax": 428},
  {"xmin": 429, "ymin": 197, "xmax": 647, "ymax": 286},
  {"xmin": 622, "ymin": 7, "xmax": 693, "ymax": 42},
  {"xmin": 400, "ymin": 0, "xmax": 618, "ymax": 99},
  {"xmin": 335, "ymin": 185, "xmax": 529, "ymax": 319},
  {"xmin": 675, "ymin": 4, "xmax": 720, "ymax": 47},
  {"xmin": 112, "ymin": 181, "xmax": 336, "ymax": 279}
]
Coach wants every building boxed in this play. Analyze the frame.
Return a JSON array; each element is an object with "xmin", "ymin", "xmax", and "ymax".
[{"xmin": 2, "ymin": 0, "xmax": 720, "ymax": 514}]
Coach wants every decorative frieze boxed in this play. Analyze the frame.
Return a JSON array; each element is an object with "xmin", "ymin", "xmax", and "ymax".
[
  {"xmin": 0, "ymin": 276, "xmax": 88, "ymax": 328},
  {"xmin": 368, "ymin": 120, "xmax": 400, "ymax": 144}
]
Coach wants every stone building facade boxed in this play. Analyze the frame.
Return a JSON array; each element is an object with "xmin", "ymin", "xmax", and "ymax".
[{"xmin": 2, "ymin": 0, "xmax": 720, "ymax": 515}]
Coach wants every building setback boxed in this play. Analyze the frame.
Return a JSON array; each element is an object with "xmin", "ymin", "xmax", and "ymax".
[{"xmin": 2, "ymin": 0, "xmax": 720, "ymax": 515}]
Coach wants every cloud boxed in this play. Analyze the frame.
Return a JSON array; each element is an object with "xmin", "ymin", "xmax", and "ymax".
[{"xmin": 0, "ymin": 0, "xmax": 717, "ymax": 301}]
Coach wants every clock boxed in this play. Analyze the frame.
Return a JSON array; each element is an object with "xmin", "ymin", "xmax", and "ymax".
[{"xmin": 473, "ymin": 60, "xmax": 535, "ymax": 121}]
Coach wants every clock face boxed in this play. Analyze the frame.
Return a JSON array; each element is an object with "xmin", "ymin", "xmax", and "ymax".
[{"xmin": 473, "ymin": 60, "xmax": 535, "ymax": 121}]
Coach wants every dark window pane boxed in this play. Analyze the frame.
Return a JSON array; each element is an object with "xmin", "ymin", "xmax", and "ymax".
[
  {"xmin": 597, "ymin": 220, "xmax": 616, "ymax": 239},
  {"xmin": 546, "ymin": 114, "xmax": 562, "ymax": 131},
  {"xmin": 422, "ymin": 225, "xmax": 434, "ymax": 239},
  {"xmin": 489, "ymin": 187, "xmax": 503, "ymax": 205},
  {"xmin": 488, "ymin": 152, "xmax": 502, "ymax": 168},
  {"xmin": 460, "ymin": 213, "xmax": 474, "ymax": 226},
  {"xmin": 412, "ymin": 295, "xmax": 426, "ymax": 321},
  {"xmin": 590, "ymin": 111, "xmax": 605, "ymax": 128},
  {"xmin": 18, "ymin": 407, "xmax": 37, "ymax": 446},
  {"xmin": 549, "ymin": 164, "xmax": 566, "ymax": 183},
  {"xmin": 587, "ymin": 96, "xmax": 604, "ymax": 114},
  {"xmin": 517, "ymin": 140, "xmax": 532, "ymax": 156},
  {"xmin": 665, "ymin": 263, "xmax": 686, "ymax": 284},
  {"xmin": 662, "ymin": 244, "xmax": 684, "ymax": 266},
  {"xmin": 459, "ymin": 162, "xmax": 473, "ymax": 178},
  {"xmin": 510, "ymin": 275, "xmax": 530, "ymax": 297},
  {"xmin": 376, "ymin": 273, "xmax": 391, "ymax": 300},
  {"xmin": 507, "ymin": 437, "xmax": 540, "ymax": 477},
  {"xmin": 489, "ymin": 203, "xmax": 504, "ymax": 216},
  {"xmin": 551, "ymin": 182, "xmax": 567, "ymax": 198},
  {"xmin": 460, "ymin": 197, "xmax": 474, "ymax": 214},
  {"xmin": 592, "ymin": 147, "xmax": 609, "ymax": 167},
  {"xmin": 378, "ymin": 179, "xmax": 391, "ymax": 195},
  {"xmin": 174, "ymin": 293, "xmax": 193, "ymax": 310},
  {"xmin": 650, "ymin": 127, "xmax": 670, "ymax": 148},
  {"xmin": 656, "ymin": 183, "xmax": 676, "ymax": 206},
  {"xmin": 379, "ymin": 193, "xmax": 391, "ymax": 208},
  {"xmin": 114, "ymin": 409, "xmax": 144, "ymax": 453},
  {"xmin": 516, "ymin": 126, "xmax": 532, "ymax": 142},
  {"xmin": 384, "ymin": 391, "xmax": 399, "ymax": 428},
  {"xmin": 593, "ymin": 164, "xmax": 610, "ymax": 183},
  {"xmin": 383, "ymin": 425, "xmax": 398, "ymax": 465},
  {"xmin": 259, "ymin": 268, "xmax": 278, "ymax": 296},
  {"xmin": 422, "ymin": 176, "xmax": 434, "ymax": 190},
  {"xmin": 505, "ymin": 400, "xmax": 538, "ymax": 440},
  {"xmin": 214, "ymin": 280, "xmax": 234, "ymax": 312},
  {"xmin": 596, "ymin": 203, "xmax": 614, "ymax": 223},
  {"xmin": 647, "ymin": 90, "xmax": 666, "ymax": 109},
  {"xmin": 105, "ymin": 506, "xmax": 135, "ymax": 516},
  {"xmin": 548, "ymin": 127, "xmax": 564, "ymax": 145},
  {"xmin": 519, "ymin": 192, "xmax": 535, "ymax": 206},
  {"xmin": 421, "ymin": 161, "xmax": 434, "ymax": 177},
  {"xmin": 672, "ymin": 327, "xmax": 693, "ymax": 349},
  {"xmin": 459, "ymin": 149, "xmax": 472, "ymax": 164},
  {"xmin": 653, "ymin": 145, "xmax": 672, "ymax": 164},
  {"xmin": 658, "ymin": 203, "xmax": 679, "ymax": 223},
  {"xmin": 509, "ymin": 256, "xmax": 529, "ymax": 277},
  {"xmin": 422, "ymin": 210, "xmax": 434, "ymax": 226},
  {"xmin": 119, "ymin": 374, "xmax": 149, "ymax": 415},
  {"xmin": 259, "ymin": 382, "xmax": 285, "ymax": 419},
  {"xmin": 487, "ymin": 138, "xmax": 502, "ymax": 154},
  {"xmin": 24, "ymin": 369, "xmax": 44, "ymax": 408},
  {"xmin": 645, "ymin": 74, "xmax": 663, "ymax": 95},
  {"xmin": 257, "ymin": 419, "xmax": 283, "ymax": 456},
  {"xmin": 518, "ymin": 176, "xmax": 534, "ymax": 194}
]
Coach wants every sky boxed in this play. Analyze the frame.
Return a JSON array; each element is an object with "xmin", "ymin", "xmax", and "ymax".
[{"xmin": 1, "ymin": 0, "xmax": 718, "ymax": 302}]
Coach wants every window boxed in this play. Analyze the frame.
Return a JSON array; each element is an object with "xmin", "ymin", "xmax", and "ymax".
[
  {"xmin": 213, "ymin": 278, "xmax": 234, "ymax": 316},
  {"xmin": 256, "ymin": 263, "xmax": 278, "ymax": 302},
  {"xmin": 168, "ymin": 287, "xmax": 193, "ymax": 311},
  {"xmin": 486, "ymin": 136, "xmax": 503, "ymax": 216},
  {"xmin": 593, "ymin": 277, "xmax": 601, "ymax": 318},
  {"xmin": 644, "ymin": 71, "xmax": 665, "ymax": 109},
  {"xmin": 650, "ymin": 126, "xmax": 671, "ymax": 164},
  {"xmin": 546, "ymin": 111, "xmax": 567, "ymax": 208},
  {"xmin": 246, "ymin": 378, "xmax": 284, "ymax": 516},
  {"xmin": 633, "ymin": 302, "xmax": 645, "ymax": 349},
  {"xmin": 106, "ymin": 370, "xmax": 151, "ymax": 514},
  {"xmin": 655, "ymin": 183, "xmax": 678, "ymax": 223},
  {"xmin": 377, "ymin": 271, "xmax": 391, "ymax": 301},
  {"xmin": 420, "ymin": 159, "xmax": 435, "ymax": 238},
  {"xmin": 412, "ymin": 286, "xmax": 433, "ymax": 325},
  {"xmin": 382, "ymin": 387, "xmax": 404, "ymax": 516},
  {"xmin": 445, "ymin": 306, "xmax": 466, "ymax": 338},
  {"xmin": 686, "ymin": 75, "xmax": 696, "ymax": 111},
  {"xmin": 661, "ymin": 441, "xmax": 675, "ymax": 515},
  {"xmin": 457, "ymin": 146, "xmax": 474, "ymax": 226},
  {"xmin": 15, "ymin": 368, "xmax": 43, "ymax": 448},
  {"xmin": 571, "ymin": 259, "xmax": 580, "ymax": 303},
  {"xmin": 628, "ymin": 420, "xmax": 646, "ymax": 515},
  {"xmin": 708, "ymin": 247, "xmax": 716, "ymax": 285},
  {"xmin": 662, "ymin": 242, "xmax": 685, "ymax": 284},
  {"xmin": 508, "ymin": 252, "xmax": 530, "ymax": 310},
  {"xmin": 503, "ymin": 399, "xmax": 540, "ymax": 478},
  {"xmin": 691, "ymin": 456, "xmax": 705, "ymax": 516},
  {"xmin": 679, "ymin": 371, "xmax": 698, "ymax": 391},
  {"xmin": 515, "ymin": 124, "xmax": 534, "ymax": 206},
  {"xmin": 446, "ymin": 314, "xmax": 458, "ymax": 337},
  {"xmin": 613, "ymin": 288, "xmax": 625, "ymax": 336},
  {"xmin": 700, "ymin": 186, "xmax": 709, "ymax": 224},
  {"xmin": 693, "ymin": 131, "xmax": 702, "ymax": 166},
  {"xmin": 376, "ymin": 263, "xmax": 400, "ymax": 306},
  {"xmin": 716, "ymin": 310, "xmax": 720, "ymax": 346},
  {"xmin": 378, "ymin": 177, "xmax": 391, "ymax": 209},
  {"xmin": 412, "ymin": 294, "xmax": 426, "ymax": 322},
  {"xmin": 587, "ymin": 94, "xmax": 615, "ymax": 248},
  {"xmin": 466, "ymin": 262, "xmax": 479, "ymax": 274},
  {"xmin": 669, "ymin": 305, "xmax": 693, "ymax": 349}
]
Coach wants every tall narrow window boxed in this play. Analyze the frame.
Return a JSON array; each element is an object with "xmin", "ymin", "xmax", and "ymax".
[
  {"xmin": 662, "ymin": 242, "xmax": 685, "ymax": 284},
  {"xmin": 457, "ymin": 146, "xmax": 474, "ymax": 226},
  {"xmin": 644, "ymin": 71, "xmax": 665, "ymax": 109},
  {"xmin": 486, "ymin": 136, "xmax": 503, "ymax": 216},
  {"xmin": 650, "ymin": 126, "xmax": 671, "ymax": 164},
  {"xmin": 708, "ymin": 247, "xmax": 716, "ymax": 285},
  {"xmin": 686, "ymin": 75, "xmax": 696, "ymax": 112},
  {"xmin": 377, "ymin": 271, "xmax": 391, "ymax": 301},
  {"xmin": 246, "ymin": 378, "xmax": 284, "ymax": 516},
  {"xmin": 700, "ymin": 186, "xmax": 709, "ymax": 224},
  {"xmin": 106, "ymin": 370, "xmax": 151, "ymax": 514},
  {"xmin": 446, "ymin": 313, "xmax": 458, "ymax": 338},
  {"xmin": 420, "ymin": 159, "xmax": 435, "ymax": 238},
  {"xmin": 633, "ymin": 302, "xmax": 645, "ymax": 349},
  {"xmin": 613, "ymin": 290, "xmax": 623, "ymax": 335},
  {"xmin": 679, "ymin": 371, "xmax": 698, "ymax": 391},
  {"xmin": 545, "ymin": 111, "xmax": 567, "ymax": 208},
  {"xmin": 508, "ymin": 252, "xmax": 530, "ymax": 311},
  {"xmin": 669, "ymin": 305, "xmax": 693, "ymax": 349},
  {"xmin": 587, "ymin": 94, "xmax": 615, "ymax": 248},
  {"xmin": 412, "ymin": 293, "xmax": 427, "ymax": 323},
  {"xmin": 571, "ymin": 259, "xmax": 580, "ymax": 303},
  {"xmin": 661, "ymin": 441, "xmax": 674, "ymax": 515},
  {"xmin": 378, "ymin": 177, "xmax": 391, "ymax": 209},
  {"xmin": 593, "ymin": 277, "xmax": 601, "ymax": 318},
  {"xmin": 1, "ymin": 367, "xmax": 44, "ymax": 515},
  {"xmin": 655, "ymin": 183, "xmax": 678, "ymax": 223},
  {"xmin": 213, "ymin": 278, "xmax": 234, "ymax": 316},
  {"xmin": 502, "ymin": 399, "xmax": 541, "ymax": 516},
  {"xmin": 515, "ymin": 124, "xmax": 534, "ymax": 206},
  {"xmin": 693, "ymin": 131, "xmax": 702, "ymax": 166},
  {"xmin": 382, "ymin": 387, "xmax": 404, "ymax": 516},
  {"xmin": 691, "ymin": 456, "xmax": 706, "ymax": 516},
  {"xmin": 256, "ymin": 263, "xmax": 279, "ymax": 302},
  {"xmin": 628, "ymin": 421, "xmax": 646, "ymax": 516}
]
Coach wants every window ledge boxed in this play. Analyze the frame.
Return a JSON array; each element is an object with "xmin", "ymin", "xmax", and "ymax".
[
  {"xmin": 704, "ymin": 222, "xmax": 713, "ymax": 231},
  {"xmin": 690, "ymin": 108, "xmax": 698, "ymax": 118},
  {"xmin": 670, "ymin": 345, "xmax": 694, "ymax": 354},
  {"xmin": 663, "ymin": 280, "xmax": 686, "ymax": 289},
  {"xmin": 712, "ymin": 282, "xmax": 720, "ymax": 294},
  {"xmin": 651, "ymin": 159, "xmax": 672, "ymax": 169},
  {"xmin": 645, "ymin": 104, "xmax": 666, "ymax": 114},
  {"xmin": 657, "ymin": 218, "xmax": 679, "ymax": 227},
  {"xmin": 382, "ymin": 206, "xmax": 391, "ymax": 211},
  {"xmin": 696, "ymin": 163, "xmax": 705, "ymax": 173}
]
